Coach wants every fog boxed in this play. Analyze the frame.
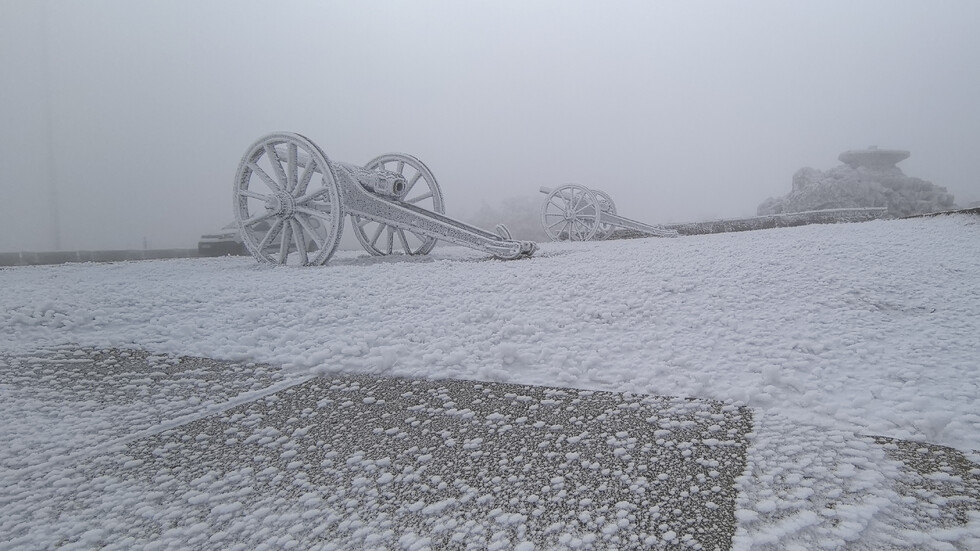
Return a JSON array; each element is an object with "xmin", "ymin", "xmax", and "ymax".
[{"xmin": 2, "ymin": 0, "xmax": 979, "ymax": 252}]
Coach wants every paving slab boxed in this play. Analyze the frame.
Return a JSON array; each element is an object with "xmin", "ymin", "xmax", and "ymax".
[
  {"xmin": 0, "ymin": 346, "xmax": 290, "ymax": 470},
  {"xmin": 124, "ymin": 375, "xmax": 751, "ymax": 550},
  {"xmin": 3, "ymin": 348, "xmax": 978, "ymax": 550},
  {"xmin": 0, "ymin": 349, "xmax": 752, "ymax": 550}
]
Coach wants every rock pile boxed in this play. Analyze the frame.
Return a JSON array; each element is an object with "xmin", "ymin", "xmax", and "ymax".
[{"xmin": 759, "ymin": 146, "xmax": 956, "ymax": 218}]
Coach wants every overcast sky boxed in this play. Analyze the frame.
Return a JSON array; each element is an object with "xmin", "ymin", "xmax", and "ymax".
[{"xmin": 2, "ymin": 0, "xmax": 979, "ymax": 251}]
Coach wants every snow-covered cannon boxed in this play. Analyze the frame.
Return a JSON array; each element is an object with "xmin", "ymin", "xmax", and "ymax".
[
  {"xmin": 539, "ymin": 185, "xmax": 678, "ymax": 241},
  {"xmin": 233, "ymin": 132, "xmax": 537, "ymax": 265}
]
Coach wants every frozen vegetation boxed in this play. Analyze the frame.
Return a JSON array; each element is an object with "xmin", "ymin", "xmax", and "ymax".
[
  {"xmin": 1, "ymin": 214, "xmax": 979, "ymax": 548},
  {"xmin": 759, "ymin": 147, "xmax": 957, "ymax": 218}
]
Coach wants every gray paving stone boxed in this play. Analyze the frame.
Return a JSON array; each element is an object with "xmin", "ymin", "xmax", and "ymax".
[
  {"xmin": 116, "ymin": 374, "xmax": 752, "ymax": 549},
  {"xmin": 1, "ymin": 348, "xmax": 753, "ymax": 549},
  {"xmin": 0, "ymin": 346, "xmax": 288, "ymax": 470}
]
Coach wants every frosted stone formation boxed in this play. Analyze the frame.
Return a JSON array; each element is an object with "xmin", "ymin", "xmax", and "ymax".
[{"xmin": 758, "ymin": 146, "xmax": 956, "ymax": 218}]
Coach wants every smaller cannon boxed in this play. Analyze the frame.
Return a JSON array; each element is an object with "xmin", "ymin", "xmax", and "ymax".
[
  {"xmin": 234, "ymin": 132, "xmax": 536, "ymax": 265},
  {"xmin": 539, "ymin": 185, "xmax": 678, "ymax": 241}
]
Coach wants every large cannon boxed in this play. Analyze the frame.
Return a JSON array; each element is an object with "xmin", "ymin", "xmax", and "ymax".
[
  {"xmin": 539, "ymin": 185, "xmax": 678, "ymax": 241},
  {"xmin": 233, "ymin": 133, "xmax": 536, "ymax": 265}
]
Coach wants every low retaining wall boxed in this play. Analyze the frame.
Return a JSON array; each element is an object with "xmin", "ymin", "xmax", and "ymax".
[
  {"xmin": 902, "ymin": 206, "xmax": 980, "ymax": 219},
  {"xmin": 610, "ymin": 207, "xmax": 889, "ymax": 239},
  {"xmin": 0, "ymin": 249, "xmax": 199, "ymax": 267},
  {"xmin": 665, "ymin": 207, "xmax": 889, "ymax": 236}
]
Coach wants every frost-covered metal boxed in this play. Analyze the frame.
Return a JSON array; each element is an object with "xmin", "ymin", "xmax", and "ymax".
[
  {"xmin": 539, "ymin": 185, "xmax": 678, "ymax": 241},
  {"xmin": 234, "ymin": 133, "xmax": 536, "ymax": 265}
]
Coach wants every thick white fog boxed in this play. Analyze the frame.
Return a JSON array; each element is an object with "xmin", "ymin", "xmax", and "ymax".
[{"xmin": 2, "ymin": 0, "xmax": 978, "ymax": 251}]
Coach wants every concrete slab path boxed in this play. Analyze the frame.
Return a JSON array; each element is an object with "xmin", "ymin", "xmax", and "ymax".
[{"xmin": 2, "ymin": 347, "xmax": 977, "ymax": 550}]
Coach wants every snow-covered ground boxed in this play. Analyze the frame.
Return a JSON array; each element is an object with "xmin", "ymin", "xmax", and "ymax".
[
  {"xmin": 2, "ymin": 215, "xmax": 979, "ymax": 548},
  {"xmin": 4, "ymin": 216, "xmax": 978, "ymax": 451}
]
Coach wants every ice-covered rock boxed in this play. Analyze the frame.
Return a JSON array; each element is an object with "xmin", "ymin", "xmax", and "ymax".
[{"xmin": 759, "ymin": 146, "xmax": 956, "ymax": 218}]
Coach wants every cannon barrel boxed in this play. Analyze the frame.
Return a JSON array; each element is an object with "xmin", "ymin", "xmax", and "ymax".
[{"xmin": 276, "ymin": 146, "xmax": 405, "ymax": 198}]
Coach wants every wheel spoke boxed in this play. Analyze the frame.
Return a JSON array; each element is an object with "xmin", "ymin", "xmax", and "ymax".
[
  {"xmin": 290, "ymin": 219, "xmax": 308, "ymax": 265},
  {"xmin": 570, "ymin": 190, "xmax": 585, "ymax": 212},
  {"xmin": 294, "ymin": 156, "xmax": 316, "ymax": 197},
  {"xmin": 396, "ymin": 160, "xmax": 405, "ymax": 174},
  {"xmin": 405, "ymin": 191, "xmax": 433, "ymax": 204},
  {"xmin": 385, "ymin": 227, "xmax": 394, "ymax": 254},
  {"xmin": 355, "ymin": 217, "xmax": 370, "ymax": 229},
  {"xmin": 278, "ymin": 220, "xmax": 292, "ymax": 263},
  {"xmin": 573, "ymin": 219, "xmax": 594, "ymax": 239},
  {"xmin": 555, "ymin": 189, "xmax": 575, "ymax": 203},
  {"xmin": 265, "ymin": 144, "xmax": 288, "ymax": 188},
  {"xmin": 547, "ymin": 219, "xmax": 566, "ymax": 229},
  {"xmin": 240, "ymin": 189, "xmax": 269, "ymax": 201},
  {"xmin": 258, "ymin": 219, "xmax": 284, "ymax": 251},
  {"xmin": 248, "ymin": 162, "xmax": 281, "ymax": 193},
  {"xmin": 294, "ymin": 205, "xmax": 334, "ymax": 220},
  {"xmin": 295, "ymin": 214, "xmax": 324, "ymax": 251},
  {"xmin": 287, "ymin": 143, "xmax": 298, "ymax": 193},
  {"xmin": 369, "ymin": 223, "xmax": 385, "ymax": 247},
  {"xmin": 402, "ymin": 172, "xmax": 423, "ymax": 196},
  {"xmin": 295, "ymin": 188, "xmax": 331, "ymax": 206},
  {"xmin": 242, "ymin": 211, "xmax": 275, "ymax": 228},
  {"xmin": 397, "ymin": 228, "xmax": 411, "ymax": 254}
]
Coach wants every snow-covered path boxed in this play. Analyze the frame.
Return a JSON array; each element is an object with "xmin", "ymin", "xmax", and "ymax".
[{"xmin": 3, "ymin": 216, "xmax": 978, "ymax": 451}]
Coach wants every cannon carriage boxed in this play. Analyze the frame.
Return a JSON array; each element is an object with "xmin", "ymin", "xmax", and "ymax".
[
  {"xmin": 233, "ymin": 133, "xmax": 536, "ymax": 266},
  {"xmin": 539, "ymin": 184, "xmax": 678, "ymax": 241}
]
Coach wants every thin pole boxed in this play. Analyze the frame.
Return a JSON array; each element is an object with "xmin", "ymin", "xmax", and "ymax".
[{"xmin": 40, "ymin": 0, "xmax": 61, "ymax": 250}]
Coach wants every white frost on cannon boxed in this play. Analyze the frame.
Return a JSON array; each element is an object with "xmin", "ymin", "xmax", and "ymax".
[
  {"xmin": 233, "ymin": 132, "xmax": 536, "ymax": 266},
  {"xmin": 539, "ymin": 185, "xmax": 678, "ymax": 242}
]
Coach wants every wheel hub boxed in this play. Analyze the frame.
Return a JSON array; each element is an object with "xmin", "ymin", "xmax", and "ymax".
[{"xmin": 265, "ymin": 191, "xmax": 296, "ymax": 218}]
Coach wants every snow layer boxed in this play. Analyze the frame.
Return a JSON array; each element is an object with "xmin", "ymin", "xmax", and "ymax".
[
  {"xmin": 0, "ymin": 348, "xmax": 291, "ymax": 471},
  {"xmin": 2, "ymin": 216, "xmax": 977, "ymax": 451},
  {"xmin": 733, "ymin": 412, "xmax": 980, "ymax": 550}
]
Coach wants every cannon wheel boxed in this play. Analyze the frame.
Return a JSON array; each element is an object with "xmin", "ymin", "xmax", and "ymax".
[
  {"xmin": 541, "ymin": 184, "xmax": 601, "ymax": 242},
  {"xmin": 352, "ymin": 153, "xmax": 445, "ymax": 256},
  {"xmin": 233, "ymin": 132, "xmax": 344, "ymax": 266},
  {"xmin": 594, "ymin": 189, "xmax": 617, "ymax": 240}
]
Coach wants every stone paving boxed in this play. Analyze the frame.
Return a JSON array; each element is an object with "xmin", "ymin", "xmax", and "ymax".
[
  {"xmin": 2, "ymin": 348, "xmax": 978, "ymax": 550},
  {"xmin": 119, "ymin": 375, "xmax": 751, "ymax": 549}
]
